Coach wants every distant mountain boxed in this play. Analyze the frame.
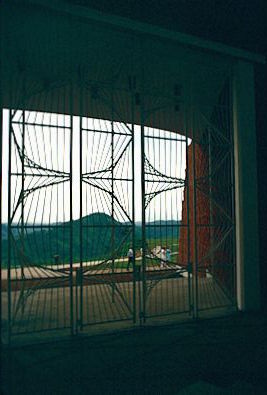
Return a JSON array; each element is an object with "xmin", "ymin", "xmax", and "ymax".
[
  {"xmin": 1, "ymin": 224, "xmax": 37, "ymax": 240},
  {"xmin": 1, "ymin": 213, "xmax": 180, "ymax": 267},
  {"xmin": 135, "ymin": 220, "xmax": 180, "ymax": 240}
]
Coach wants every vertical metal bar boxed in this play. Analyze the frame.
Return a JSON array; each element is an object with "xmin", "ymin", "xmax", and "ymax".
[
  {"xmin": 131, "ymin": 83, "xmax": 136, "ymax": 324},
  {"xmin": 229, "ymin": 75, "xmax": 237, "ymax": 304},
  {"xmin": 79, "ymin": 96, "xmax": 83, "ymax": 330},
  {"xmin": 185, "ymin": 109, "xmax": 192, "ymax": 314},
  {"xmin": 140, "ymin": 110, "xmax": 146, "ymax": 324},
  {"xmin": 140, "ymin": 39, "xmax": 147, "ymax": 324},
  {"xmin": 0, "ymin": 108, "xmax": 3, "ymax": 343},
  {"xmin": 208, "ymin": 126, "xmax": 214, "ymax": 278},
  {"xmin": 69, "ymin": 89, "xmax": 74, "ymax": 336},
  {"xmin": 21, "ymin": 110, "xmax": 25, "ymax": 279},
  {"xmin": 111, "ymin": 86, "xmax": 115, "ymax": 303},
  {"xmin": 192, "ymin": 109, "xmax": 199, "ymax": 319},
  {"xmin": 0, "ymin": 25, "xmax": 3, "ymax": 344},
  {"xmin": 7, "ymin": 109, "xmax": 12, "ymax": 344}
]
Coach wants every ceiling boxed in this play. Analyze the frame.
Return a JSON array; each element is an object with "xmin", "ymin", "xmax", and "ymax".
[
  {"xmin": 66, "ymin": 0, "xmax": 267, "ymax": 55},
  {"xmin": 1, "ymin": 1, "xmax": 258, "ymax": 136}
]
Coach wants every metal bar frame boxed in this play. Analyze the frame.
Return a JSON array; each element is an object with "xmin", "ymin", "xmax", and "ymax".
[
  {"xmin": 1, "ymin": 68, "xmax": 236, "ymax": 344},
  {"xmin": 78, "ymin": 83, "xmax": 136, "ymax": 329}
]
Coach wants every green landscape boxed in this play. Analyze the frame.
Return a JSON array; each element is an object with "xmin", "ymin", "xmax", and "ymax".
[{"xmin": 1, "ymin": 213, "xmax": 180, "ymax": 268}]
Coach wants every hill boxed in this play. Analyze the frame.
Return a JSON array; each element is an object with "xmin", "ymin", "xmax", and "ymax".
[{"xmin": 1, "ymin": 213, "xmax": 180, "ymax": 267}]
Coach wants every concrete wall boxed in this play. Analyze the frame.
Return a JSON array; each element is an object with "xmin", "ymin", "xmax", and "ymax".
[{"xmin": 233, "ymin": 61, "xmax": 260, "ymax": 311}]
